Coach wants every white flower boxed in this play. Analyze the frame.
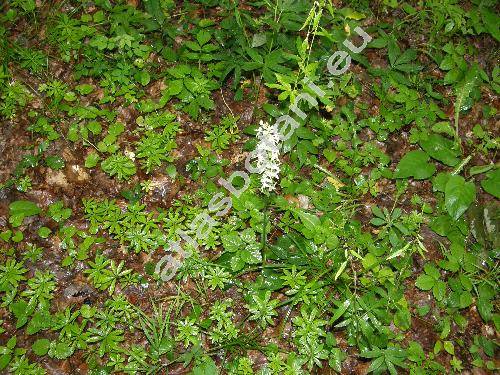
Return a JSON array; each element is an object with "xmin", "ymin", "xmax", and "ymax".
[{"xmin": 255, "ymin": 120, "xmax": 281, "ymax": 192}]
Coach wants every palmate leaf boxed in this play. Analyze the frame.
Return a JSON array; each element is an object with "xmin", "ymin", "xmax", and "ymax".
[
  {"xmin": 101, "ymin": 154, "xmax": 137, "ymax": 180},
  {"xmin": 242, "ymin": 48, "xmax": 292, "ymax": 83}
]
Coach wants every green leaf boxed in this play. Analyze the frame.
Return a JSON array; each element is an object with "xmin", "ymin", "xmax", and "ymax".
[
  {"xmin": 75, "ymin": 84, "xmax": 94, "ymax": 95},
  {"xmin": 415, "ymin": 274, "xmax": 435, "ymax": 290},
  {"xmin": 477, "ymin": 298, "xmax": 493, "ymax": 322},
  {"xmin": 481, "ymin": 168, "xmax": 500, "ymax": 198},
  {"xmin": 433, "ymin": 172, "xmax": 451, "ymax": 192},
  {"xmin": 196, "ymin": 30, "xmax": 211, "ymax": 46},
  {"xmin": 12, "ymin": 231, "xmax": 23, "ymax": 242},
  {"xmin": 370, "ymin": 218, "xmax": 386, "ymax": 226},
  {"xmin": 144, "ymin": 0, "xmax": 165, "ymax": 25},
  {"xmin": 419, "ymin": 134, "xmax": 460, "ymax": 166},
  {"xmin": 394, "ymin": 150, "xmax": 436, "ymax": 179},
  {"xmin": 221, "ymin": 232, "xmax": 242, "ymax": 253},
  {"xmin": 27, "ymin": 310, "xmax": 51, "ymax": 335},
  {"xmin": 443, "ymin": 341, "xmax": 454, "ymax": 355},
  {"xmin": 87, "ymin": 121, "xmax": 102, "ymax": 135},
  {"xmin": 367, "ymin": 356, "xmax": 385, "ymax": 373},
  {"xmin": 136, "ymin": 70, "xmax": 151, "ymax": 86},
  {"xmin": 0, "ymin": 354, "xmax": 11, "ymax": 370},
  {"xmin": 6, "ymin": 336, "xmax": 16, "ymax": 349},
  {"xmin": 432, "ymin": 280, "xmax": 446, "ymax": 301},
  {"xmin": 108, "ymin": 122, "xmax": 125, "ymax": 136},
  {"xmin": 192, "ymin": 356, "xmax": 219, "ymax": 375},
  {"xmin": 469, "ymin": 164, "xmax": 494, "ymax": 176},
  {"xmin": 9, "ymin": 200, "xmax": 41, "ymax": 217},
  {"xmin": 432, "ymin": 121, "xmax": 455, "ymax": 137},
  {"xmin": 45, "ymin": 155, "xmax": 65, "ymax": 170},
  {"xmin": 407, "ymin": 341, "xmax": 425, "ymax": 363},
  {"xmin": 38, "ymin": 227, "xmax": 51, "ymax": 238},
  {"xmin": 445, "ymin": 175, "xmax": 476, "ymax": 220},
  {"xmin": 454, "ymin": 65, "xmax": 479, "ymax": 141},
  {"xmin": 329, "ymin": 347, "xmax": 345, "ymax": 372},
  {"xmin": 459, "ymin": 291, "xmax": 473, "ymax": 308},
  {"xmin": 298, "ymin": 211, "xmax": 320, "ymax": 233},
  {"xmin": 480, "ymin": 6, "xmax": 500, "ymax": 42},
  {"xmin": 251, "ymin": 33, "xmax": 267, "ymax": 48},
  {"xmin": 101, "ymin": 154, "xmax": 136, "ymax": 180},
  {"xmin": 32, "ymin": 339, "xmax": 50, "ymax": 356},
  {"xmin": 49, "ymin": 341, "xmax": 74, "ymax": 359},
  {"xmin": 85, "ymin": 153, "xmax": 100, "ymax": 168},
  {"xmin": 424, "ymin": 263, "xmax": 440, "ymax": 279}
]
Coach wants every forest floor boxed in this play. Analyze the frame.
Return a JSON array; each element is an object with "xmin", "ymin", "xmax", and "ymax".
[{"xmin": 0, "ymin": 1, "xmax": 498, "ymax": 374}]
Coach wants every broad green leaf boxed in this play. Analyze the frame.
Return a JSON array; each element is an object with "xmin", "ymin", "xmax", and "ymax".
[
  {"xmin": 432, "ymin": 280, "xmax": 446, "ymax": 301},
  {"xmin": 75, "ymin": 84, "xmax": 94, "ymax": 95},
  {"xmin": 9, "ymin": 200, "xmax": 41, "ymax": 217},
  {"xmin": 407, "ymin": 341, "xmax": 425, "ymax": 363},
  {"xmin": 38, "ymin": 227, "xmax": 51, "ymax": 238},
  {"xmin": 433, "ymin": 172, "xmax": 451, "ymax": 192},
  {"xmin": 477, "ymin": 297, "xmax": 493, "ymax": 322},
  {"xmin": 135, "ymin": 70, "xmax": 151, "ymax": 86},
  {"xmin": 45, "ymin": 155, "xmax": 65, "ymax": 170},
  {"xmin": 481, "ymin": 167, "xmax": 500, "ymax": 198},
  {"xmin": 394, "ymin": 150, "xmax": 435, "ymax": 179},
  {"xmin": 192, "ymin": 356, "xmax": 219, "ymax": 375},
  {"xmin": 445, "ymin": 175, "xmax": 476, "ymax": 220},
  {"xmin": 419, "ymin": 133, "xmax": 460, "ymax": 166},
  {"xmin": 85, "ymin": 153, "xmax": 100, "ymax": 168},
  {"xmin": 298, "ymin": 211, "xmax": 320, "ymax": 233},
  {"xmin": 415, "ymin": 274, "xmax": 435, "ymax": 290},
  {"xmin": 196, "ymin": 30, "xmax": 211, "ymax": 46},
  {"xmin": 443, "ymin": 341, "xmax": 454, "ymax": 355},
  {"xmin": 221, "ymin": 232, "xmax": 242, "ymax": 252},
  {"xmin": 424, "ymin": 264, "xmax": 440, "ymax": 279},
  {"xmin": 469, "ymin": 164, "xmax": 494, "ymax": 176},
  {"xmin": 251, "ymin": 33, "xmax": 267, "ymax": 48},
  {"xmin": 32, "ymin": 339, "xmax": 50, "ymax": 356},
  {"xmin": 367, "ymin": 356, "xmax": 385, "ymax": 373},
  {"xmin": 432, "ymin": 121, "xmax": 455, "ymax": 137},
  {"xmin": 0, "ymin": 354, "xmax": 11, "ymax": 371}
]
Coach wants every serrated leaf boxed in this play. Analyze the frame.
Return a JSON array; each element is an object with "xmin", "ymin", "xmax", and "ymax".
[
  {"xmin": 85, "ymin": 153, "xmax": 100, "ymax": 168},
  {"xmin": 196, "ymin": 30, "xmax": 211, "ymax": 46},
  {"xmin": 415, "ymin": 274, "xmax": 435, "ymax": 290},
  {"xmin": 432, "ymin": 280, "xmax": 446, "ymax": 301},
  {"xmin": 251, "ymin": 33, "xmax": 267, "ymax": 48},
  {"xmin": 32, "ymin": 339, "xmax": 50, "ymax": 356}
]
